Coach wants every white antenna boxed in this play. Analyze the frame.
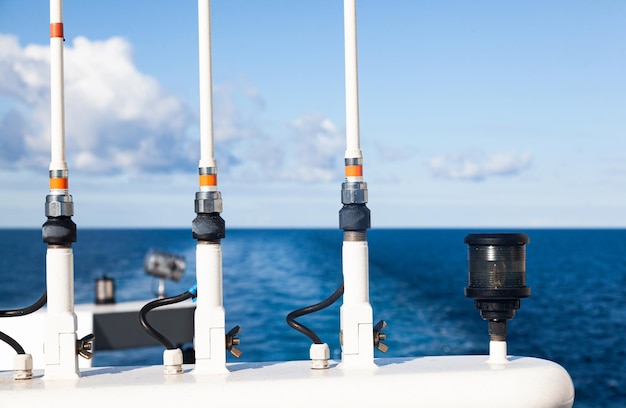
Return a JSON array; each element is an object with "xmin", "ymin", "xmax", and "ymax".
[
  {"xmin": 343, "ymin": 0, "xmax": 362, "ymax": 161},
  {"xmin": 338, "ymin": 0, "xmax": 378, "ymax": 369},
  {"xmin": 43, "ymin": 0, "xmax": 80, "ymax": 380},
  {"xmin": 197, "ymin": 0, "xmax": 217, "ymax": 172},
  {"xmin": 192, "ymin": 0, "xmax": 239, "ymax": 375}
]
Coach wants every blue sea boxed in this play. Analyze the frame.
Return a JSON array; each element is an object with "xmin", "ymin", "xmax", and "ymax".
[{"xmin": 0, "ymin": 228, "xmax": 624, "ymax": 407}]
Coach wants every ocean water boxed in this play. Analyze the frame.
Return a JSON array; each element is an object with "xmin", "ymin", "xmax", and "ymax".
[{"xmin": 0, "ymin": 228, "xmax": 624, "ymax": 407}]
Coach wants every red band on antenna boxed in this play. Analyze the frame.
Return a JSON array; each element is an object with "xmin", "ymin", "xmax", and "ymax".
[{"xmin": 50, "ymin": 23, "xmax": 64, "ymax": 39}]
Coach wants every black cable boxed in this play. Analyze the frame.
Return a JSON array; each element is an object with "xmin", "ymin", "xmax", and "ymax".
[
  {"xmin": 0, "ymin": 291, "xmax": 47, "ymax": 355},
  {"xmin": 139, "ymin": 291, "xmax": 193, "ymax": 350},
  {"xmin": 286, "ymin": 282, "xmax": 344, "ymax": 344},
  {"xmin": 0, "ymin": 291, "xmax": 47, "ymax": 317},
  {"xmin": 0, "ymin": 331, "xmax": 25, "ymax": 355}
]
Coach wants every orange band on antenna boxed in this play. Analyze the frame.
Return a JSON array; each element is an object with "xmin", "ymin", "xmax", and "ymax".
[
  {"xmin": 199, "ymin": 174, "xmax": 217, "ymax": 187},
  {"xmin": 50, "ymin": 23, "xmax": 64, "ymax": 38},
  {"xmin": 50, "ymin": 177, "xmax": 68, "ymax": 189},
  {"xmin": 345, "ymin": 165, "xmax": 363, "ymax": 177}
]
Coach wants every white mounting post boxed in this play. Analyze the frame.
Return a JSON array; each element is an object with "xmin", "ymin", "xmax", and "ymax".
[
  {"xmin": 488, "ymin": 340, "xmax": 509, "ymax": 365},
  {"xmin": 44, "ymin": 0, "xmax": 79, "ymax": 381},
  {"xmin": 339, "ymin": 237, "xmax": 375, "ymax": 369},
  {"xmin": 193, "ymin": 242, "xmax": 227, "ymax": 374},
  {"xmin": 44, "ymin": 246, "xmax": 79, "ymax": 379}
]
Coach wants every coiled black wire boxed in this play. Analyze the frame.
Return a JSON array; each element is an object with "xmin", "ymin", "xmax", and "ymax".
[
  {"xmin": 0, "ymin": 291, "xmax": 48, "ymax": 354},
  {"xmin": 139, "ymin": 291, "xmax": 194, "ymax": 350},
  {"xmin": 286, "ymin": 282, "xmax": 344, "ymax": 344}
]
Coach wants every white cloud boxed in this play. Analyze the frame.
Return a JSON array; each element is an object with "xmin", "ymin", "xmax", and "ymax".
[
  {"xmin": 375, "ymin": 142, "xmax": 416, "ymax": 161},
  {"xmin": 0, "ymin": 35, "xmax": 49, "ymax": 103},
  {"xmin": 64, "ymin": 36, "xmax": 195, "ymax": 173},
  {"xmin": 287, "ymin": 112, "xmax": 344, "ymax": 182},
  {"xmin": 222, "ymin": 112, "xmax": 345, "ymax": 183},
  {"xmin": 429, "ymin": 150, "xmax": 533, "ymax": 181},
  {"xmin": 0, "ymin": 34, "xmax": 346, "ymax": 184},
  {"xmin": 244, "ymin": 86, "xmax": 266, "ymax": 111},
  {"xmin": 0, "ymin": 108, "xmax": 29, "ymax": 166},
  {"xmin": 212, "ymin": 83, "xmax": 263, "ymax": 143},
  {"xmin": 0, "ymin": 34, "xmax": 194, "ymax": 173}
]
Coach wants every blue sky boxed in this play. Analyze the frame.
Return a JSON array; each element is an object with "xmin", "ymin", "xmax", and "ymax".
[{"xmin": 1, "ymin": 0, "xmax": 625, "ymax": 228}]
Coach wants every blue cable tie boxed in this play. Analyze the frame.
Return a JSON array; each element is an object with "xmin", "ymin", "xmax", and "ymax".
[{"xmin": 188, "ymin": 283, "xmax": 198, "ymax": 302}]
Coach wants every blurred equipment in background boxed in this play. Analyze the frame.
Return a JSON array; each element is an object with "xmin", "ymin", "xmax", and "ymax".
[{"xmin": 143, "ymin": 250, "xmax": 186, "ymax": 298}]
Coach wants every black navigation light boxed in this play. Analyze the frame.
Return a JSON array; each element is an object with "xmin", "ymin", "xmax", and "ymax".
[{"xmin": 464, "ymin": 233, "xmax": 530, "ymax": 342}]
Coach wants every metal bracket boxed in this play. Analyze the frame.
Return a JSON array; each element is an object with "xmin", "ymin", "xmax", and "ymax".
[
  {"xmin": 373, "ymin": 320, "xmax": 388, "ymax": 353},
  {"xmin": 77, "ymin": 333, "xmax": 95, "ymax": 360},
  {"xmin": 226, "ymin": 325, "xmax": 242, "ymax": 358}
]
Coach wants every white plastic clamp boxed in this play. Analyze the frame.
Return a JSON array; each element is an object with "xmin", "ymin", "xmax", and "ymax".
[
  {"xmin": 310, "ymin": 343, "xmax": 330, "ymax": 370},
  {"xmin": 163, "ymin": 349, "xmax": 184, "ymax": 375},
  {"xmin": 13, "ymin": 354, "xmax": 33, "ymax": 380}
]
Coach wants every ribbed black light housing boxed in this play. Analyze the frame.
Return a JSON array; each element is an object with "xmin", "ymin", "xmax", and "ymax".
[
  {"xmin": 464, "ymin": 233, "xmax": 531, "ymax": 340},
  {"xmin": 465, "ymin": 233, "xmax": 530, "ymax": 299}
]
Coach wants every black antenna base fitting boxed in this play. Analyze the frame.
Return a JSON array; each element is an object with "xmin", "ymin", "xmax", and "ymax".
[
  {"xmin": 339, "ymin": 203, "xmax": 371, "ymax": 231},
  {"xmin": 192, "ymin": 213, "xmax": 226, "ymax": 241},
  {"xmin": 42, "ymin": 216, "xmax": 77, "ymax": 245}
]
